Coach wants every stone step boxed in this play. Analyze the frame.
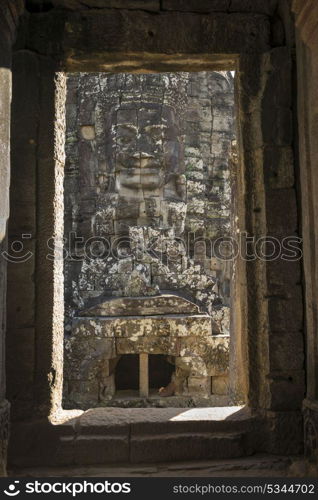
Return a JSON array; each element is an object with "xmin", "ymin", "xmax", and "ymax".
[
  {"xmin": 97, "ymin": 392, "xmax": 231, "ymax": 409},
  {"xmin": 130, "ymin": 432, "xmax": 247, "ymax": 463},
  {"xmin": 54, "ymin": 431, "xmax": 249, "ymax": 466},
  {"xmin": 74, "ymin": 407, "xmax": 256, "ymax": 435},
  {"xmin": 9, "ymin": 407, "xmax": 257, "ymax": 467}
]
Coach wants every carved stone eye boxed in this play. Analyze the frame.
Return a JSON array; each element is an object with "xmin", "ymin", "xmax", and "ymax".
[{"xmin": 149, "ymin": 128, "xmax": 162, "ymax": 139}]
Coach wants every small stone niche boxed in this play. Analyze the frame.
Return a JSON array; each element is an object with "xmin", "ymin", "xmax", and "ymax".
[
  {"xmin": 149, "ymin": 354, "xmax": 174, "ymax": 394},
  {"xmin": 115, "ymin": 354, "xmax": 139, "ymax": 393},
  {"xmin": 114, "ymin": 353, "xmax": 175, "ymax": 398}
]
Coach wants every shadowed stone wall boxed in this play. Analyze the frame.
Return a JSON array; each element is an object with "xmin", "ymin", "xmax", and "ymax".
[
  {"xmin": 293, "ymin": 0, "xmax": 318, "ymax": 473},
  {"xmin": 0, "ymin": 0, "xmax": 24, "ymax": 477}
]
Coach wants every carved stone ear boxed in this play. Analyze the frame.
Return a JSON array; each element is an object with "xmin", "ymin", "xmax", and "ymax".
[
  {"xmin": 163, "ymin": 174, "xmax": 187, "ymax": 202},
  {"xmin": 104, "ymin": 174, "xmax": 115, "ymax": 193}
]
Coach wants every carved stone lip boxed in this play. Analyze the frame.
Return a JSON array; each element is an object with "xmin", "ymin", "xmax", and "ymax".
[
  {"xmin": 122, "ymin": 167, "xmax": 161, "ymax": 174},
  {"xmin": 78, "ymin": 293, "xmax": 204, "ymax": 317},
  {"xmin": 120, "ymin": 159, "xmax": 162, "ymax": 169}
]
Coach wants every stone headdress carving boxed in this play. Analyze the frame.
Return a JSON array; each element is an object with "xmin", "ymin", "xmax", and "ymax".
[{"xmin": 97, "ymin": 72, "xmax": 190, "ymax": 119}]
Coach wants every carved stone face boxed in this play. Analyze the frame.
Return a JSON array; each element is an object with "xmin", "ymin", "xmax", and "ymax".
[{"xmin": 108, "ymin": 103, "xmax": 184, "ymax": 196}]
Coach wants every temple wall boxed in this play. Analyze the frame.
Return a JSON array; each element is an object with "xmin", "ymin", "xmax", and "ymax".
[
  {"xmin": 63, "ymin": 71, "xmax": 235, "ymax": 408},
  {"xmin": 4, "ymin": 0, "xmax": 308, "ymax": 463}
]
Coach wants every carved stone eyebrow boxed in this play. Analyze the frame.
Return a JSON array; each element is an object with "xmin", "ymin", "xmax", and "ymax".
[
  {"xmin": 115, "ymin": 124, "xmax": 138, "ymax": 131},
  {"xmin": 144, "ymin": 124, "xmax": 168, "ymax": 131}
]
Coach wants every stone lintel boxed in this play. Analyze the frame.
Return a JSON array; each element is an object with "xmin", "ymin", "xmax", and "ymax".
[
  {"xmin": 72, "ymin": 314, "xmax": 212, "ymax": 338},
  {"xmin": 26, "ymin": 9, "xmax": 271, "ymax": 71},
  {"xmin": 80, "ymin": 294, "xmax": 201, "ymax": 316}
]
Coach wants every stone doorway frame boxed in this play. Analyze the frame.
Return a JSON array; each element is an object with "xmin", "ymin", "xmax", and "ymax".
[
  {"xmin": 7, "ymin": 9, "xmax": 304, "ymax": 454},
  {"xmin": 37, "ymin": 56, "xmax": 247, "ymax": 416}
]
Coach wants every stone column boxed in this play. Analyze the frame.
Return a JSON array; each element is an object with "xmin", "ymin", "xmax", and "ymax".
[
  {"xmin": 7, "ymin": 55, "xmax": 65, "ymax": 421},
  {"xmin": 237, "ymin": 47, "xmax": 304, "ymax": 455},
  {"xmin": 7, "ymin": 51, "xmax": 41, "ymax": 421},
  {"xmin": 34, "ymin": 63, "xmax": 66, "ymax": 417},
  {"xmin": 139, "ymin": 353, "xmax": 149, "ymax": 398},
  {"xmin": 0, "ymin": 0, "xmax": 24, "ymax": 477}
]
